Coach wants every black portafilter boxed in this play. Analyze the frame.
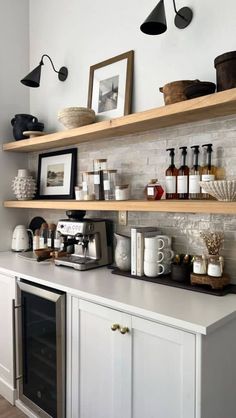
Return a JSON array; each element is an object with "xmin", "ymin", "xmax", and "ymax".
[{"xmin": 66, "ymin": 210, "xmax": 86, "ymax": 220}]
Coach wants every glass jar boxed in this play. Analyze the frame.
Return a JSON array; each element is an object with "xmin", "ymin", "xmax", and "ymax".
[
  {"xmin": 82, "ymin": 171, "xmax": 95, "ymax": 200},
  {"xmin": 103, "ymin": 170, "xmax": 117, "ymax": 200},
  {"xmin": 115, "ymin": 185, "xmax": 130, "ymax": 200},
  {"xmin": 145, "ymin": 179, "xmax": 164, "ymax": 201},
  {"xmin": 207, "ymin": 255, "xmax": 224, "ymax": 277},
  {"xmin": 193, "ymin": 255, "xmax": 207, "ymax": 275},
  {"xmin": 75, "ymin": 185, "xmax": 84, "ymax": 200}
]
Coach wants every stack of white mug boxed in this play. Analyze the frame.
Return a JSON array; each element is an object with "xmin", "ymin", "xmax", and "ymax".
[{"xmin": 144, "ymin": 235, "xmax": 174, "ymax": 278}]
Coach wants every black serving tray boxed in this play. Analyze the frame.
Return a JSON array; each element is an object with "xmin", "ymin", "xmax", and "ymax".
[{"xmin": 110, "ymin": 268, "xmax": 236, "ymax": 297}]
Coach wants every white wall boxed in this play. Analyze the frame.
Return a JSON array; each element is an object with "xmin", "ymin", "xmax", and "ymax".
[
  {"xmin": 0, "ymin": 0, "xmax": 29, "ymax": 250},
  {"xmin": 29, "ymin": 0, "xmax": 236, "ymax": 131}
]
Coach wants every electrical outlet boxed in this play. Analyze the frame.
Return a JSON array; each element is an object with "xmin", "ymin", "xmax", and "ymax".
[{"xmin": 118, "ymin": 211, "xmax": 128, "ymax": 226}]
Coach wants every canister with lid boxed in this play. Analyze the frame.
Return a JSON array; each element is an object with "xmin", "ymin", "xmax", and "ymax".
[
  {"xmin": 115, "ymin": 185, "xmax": 130, "ymax": 200},
  {"xmin": 82, "ymin": 171, "xmax": 95, "ymax": 200},
  {"xmin": 103, "ymin": 169, "xmax": 117, "ymax": 200}
]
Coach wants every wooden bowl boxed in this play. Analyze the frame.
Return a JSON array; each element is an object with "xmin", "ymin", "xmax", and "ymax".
[
  {"xmin": 58, "ymin": 107, "xmax": 96, "ymax": 129},
  {"xmin": 159, "ymin": 80, "xmax": 199, "ymax": 105},
  {"xmin": 184, "ymin": 82, "xmax": 216, "ymax": 99}
]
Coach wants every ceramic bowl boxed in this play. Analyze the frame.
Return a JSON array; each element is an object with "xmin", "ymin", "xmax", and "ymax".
[
  {"xmin": 199, "ymin": 180, "xmax": 236, "ymax": 201},
  {"xmin": 58, "ymin": 107, "xmax": 96, "ymax": 129}
]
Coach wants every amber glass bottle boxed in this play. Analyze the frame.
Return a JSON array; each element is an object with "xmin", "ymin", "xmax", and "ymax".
[
  {"xmin": 189, "ymin": 145, "xmax": 202, "ymax": 199},
  {"xmin": 201, "ymin": 144, "xmax": 216, "ymax": 199},
  {"xmin": 177, "ymin": 146, "xmax": 189, "ymax": 199},
  {"xmin": 165, "ymin": 148, "xmax": 178, "ymax": 199}
]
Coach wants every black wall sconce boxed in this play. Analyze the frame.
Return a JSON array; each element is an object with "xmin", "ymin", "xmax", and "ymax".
[
  {"xmin": 140, "ymin": 0, "xmax": 193, "ymax": 35},
  {"xmin": 21, "ymin": 54, "xmax": 68, "ymax": 87}
]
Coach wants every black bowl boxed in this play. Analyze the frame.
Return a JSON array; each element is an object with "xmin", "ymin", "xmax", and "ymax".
[{"xmin": 184, "ymin": 81, "xmax": 216, "ymax": 99}]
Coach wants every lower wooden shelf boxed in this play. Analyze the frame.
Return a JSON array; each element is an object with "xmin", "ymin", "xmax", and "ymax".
[{"xmin": 3, "ymin": 199, "xmax": 236, "ymax": 214}]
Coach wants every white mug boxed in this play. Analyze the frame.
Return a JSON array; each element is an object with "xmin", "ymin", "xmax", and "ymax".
[
  {"xmin": 144, "ymin": 260, "xmax": 164, "ymax": 277},
  {"xmin": 160, "ymin": 248, "xmax": 174, "ymax": 262},
  {"xmin": 155, "ymin": 235, "xmax": 172, "ymax": 248},
  {"xmin": 144, "ymin": 248, "xmax": 174, "ymax": 263},
  {"xmin": 144, "ymin": 249, "xmax": 164, "ymax": 263},
  {"xmin": 144, "ymin": 236, "xmax": 165, "ymax": 251}
]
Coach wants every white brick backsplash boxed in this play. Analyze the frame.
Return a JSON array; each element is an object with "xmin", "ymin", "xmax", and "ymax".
[{"xmin": 27, "ymin": 114, "xmax": 236, "ymax": 283}]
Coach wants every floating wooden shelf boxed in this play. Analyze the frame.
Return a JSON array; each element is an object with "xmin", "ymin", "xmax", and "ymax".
[
  {"xmin": 3, "ymin": 88, "xmax": 236, "ymax": 153},
  {"xmin": 3, "ymin": 200, "xmax": 236, "ymax": 214}
]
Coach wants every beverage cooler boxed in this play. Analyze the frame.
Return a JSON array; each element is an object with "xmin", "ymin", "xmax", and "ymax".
[{"xmin": 13, "ymin": 279, "xmax": 65, "ymax": 418}]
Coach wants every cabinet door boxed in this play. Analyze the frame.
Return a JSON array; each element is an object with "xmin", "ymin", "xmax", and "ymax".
[
  {"xmin": 131, "ymin": 316, "xmax": 195, "ymax": 418},
  {"xmin": 0, "ymin": 272, "xmax": 15, "ymax": 402},
  {"xmin": 71, "ymin": 298, "xmax": 131, "ymax": 418}
]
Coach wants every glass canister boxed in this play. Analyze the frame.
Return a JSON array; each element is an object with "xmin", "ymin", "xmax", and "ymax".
[
  {"xmin": 115, "ymin": 185, "xmax": 130, "ymax": 200},
  {"xmin": 93, "ymin": 159, "xmax": 107, "ymax": 200},
  {"xmin": 207, "ymin": 255, "xmax": 224, "ymax": 277},
  {"xmin": 82, "ymin": 171, "xmax": 95, "ymax": 200},
  {"xmin": 193, "ymin": 255, "xmax": 207, "ymax": 275},
  {"xmin": 103, "ymin": 170, "xmax": 117, "ymax": 200}
]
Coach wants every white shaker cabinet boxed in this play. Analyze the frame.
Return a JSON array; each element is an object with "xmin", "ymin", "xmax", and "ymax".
[
  {"xmin": 0, "ymin": 272, "xmax": 16, "ymax": 404},
  {"xmin": 68, "ymin": 297, "xmax": 195, "ymax": 418}
]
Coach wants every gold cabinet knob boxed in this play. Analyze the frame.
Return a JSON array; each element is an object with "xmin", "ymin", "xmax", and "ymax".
[
  {"xmin": 120, "ymin": 326, "xmax": 129, "ymax": 335},
  {"xmin": 111, "ymin": 323, "xmax": 120, "ymax": 331}
]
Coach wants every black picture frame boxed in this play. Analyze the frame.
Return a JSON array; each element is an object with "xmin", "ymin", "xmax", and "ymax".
[{"xmin": 37, "ymin": 148, "xmax": 77, "ymax": 199}]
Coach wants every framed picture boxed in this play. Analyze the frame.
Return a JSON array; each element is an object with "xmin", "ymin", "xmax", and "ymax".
[
  {"xmin": 87, "ymin": 50, "xmax": 134, "ymax": 120},
  {"xmin": 37, "ymin": 148, "xmax": 77, "ymax": 199}
]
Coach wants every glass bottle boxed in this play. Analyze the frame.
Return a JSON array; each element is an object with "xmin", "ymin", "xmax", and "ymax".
[
  {"xmin": 189, "ymin": 145, "xmax": 202, "ymax": 199},
  {"xmin": 177, "ymin": 146, "xmax": 189, "ymax": 199},
  {"xmin": 146, "ymin": 179, "xmax": 164, "ymax": 200},
  {"xmin": 201, "ymin": 144, "xmax": 216, "ymax": 199},
  {"xmin": 82, "ymin": 171, "xmax": 95, "ymax": 200},
  {"xmin": 165, "ymin": 148, "xmax": 178, "ymax": 199}
]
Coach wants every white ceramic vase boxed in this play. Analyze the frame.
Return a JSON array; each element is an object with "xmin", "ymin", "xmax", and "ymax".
[{"xmin": 12, "ymin": 169, "xmax": 37, "ymax": 200}]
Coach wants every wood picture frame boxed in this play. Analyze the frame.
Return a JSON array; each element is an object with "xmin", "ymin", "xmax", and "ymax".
[
  {"xmin": 87, "ymin": 50, "xmax": 134, "ymax": 120},
  {"xmin": 37, "ymin": 148, "xmax": 77, "ymax": 199}
]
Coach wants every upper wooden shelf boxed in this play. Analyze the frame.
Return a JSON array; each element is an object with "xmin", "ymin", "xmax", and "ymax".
[
  {"xmin": 3, "ymin": 88, "xmax": 236, "ymax": 153},
  {"xmin": 3, "ymin": 199, "xmax": 236, "ymax": 214}
]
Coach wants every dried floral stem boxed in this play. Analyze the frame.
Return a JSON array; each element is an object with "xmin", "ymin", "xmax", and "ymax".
[{"xmin": 200, "ymin": 231, "xmax": 224, "ymax": 255}]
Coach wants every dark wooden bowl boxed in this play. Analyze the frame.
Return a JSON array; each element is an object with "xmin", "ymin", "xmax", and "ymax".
[{"xmin": 184, "ymin": 81, "xmax": 216, "ymax": 99}]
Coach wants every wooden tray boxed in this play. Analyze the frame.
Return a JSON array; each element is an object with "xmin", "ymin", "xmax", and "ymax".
[{"xmin": 190, "ymin": 273, "xmax": 230, "ymax": 289}]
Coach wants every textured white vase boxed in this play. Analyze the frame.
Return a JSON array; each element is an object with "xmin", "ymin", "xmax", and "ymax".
[{"xmin": 12, "ymin": 169, "xmax": 37, "ymax": 200}]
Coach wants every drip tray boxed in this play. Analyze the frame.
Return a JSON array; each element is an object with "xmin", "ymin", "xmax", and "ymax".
[{"xmin": 111, "ymin": 268, "xmax": 236, "ymax": 296}]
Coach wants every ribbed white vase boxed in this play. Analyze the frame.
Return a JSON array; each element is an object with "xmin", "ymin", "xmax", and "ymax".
[{"xmin": 12, "ymin": 169, "xmax": 37, "ymax": 200}]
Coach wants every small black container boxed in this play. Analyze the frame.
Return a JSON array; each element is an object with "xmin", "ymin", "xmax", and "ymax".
[{"xmin": 171, "ymin": 263, "xmax": 192, "ymax": 282}]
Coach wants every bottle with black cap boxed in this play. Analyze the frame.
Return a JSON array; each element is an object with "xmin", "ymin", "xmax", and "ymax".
[
  {"xmin": 189, "ymin": 145, "xmax": 201, "ymax": 199},
  {"xmin": 165, "ymin": 148, "xmax": 178, "ymax": 199},
  {"xmin": 177, "ymin": 146, "xmax": 189, "ymax": 199},
  {"xmin": 201, "ymin": 144, "xmax": 216, "ymax": 199}
]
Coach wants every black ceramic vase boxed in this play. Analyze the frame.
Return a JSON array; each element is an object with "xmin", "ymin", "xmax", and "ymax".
[{"xmin": 11, "ymin": 114, "xmax": 41, "ymax": 141}]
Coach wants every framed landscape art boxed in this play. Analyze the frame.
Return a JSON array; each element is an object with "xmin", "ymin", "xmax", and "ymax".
[{"xmin": 37, "ymin": 148, "xmax": 77, "ymax": 199}]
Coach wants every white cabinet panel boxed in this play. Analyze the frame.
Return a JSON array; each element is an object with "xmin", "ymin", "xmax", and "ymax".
[
  {"xmin": 0, "ymin": 272, "xmax": 15, "ymax": 403},
  {"xmin": 131, "ymin": 316, "xmax": 195, "ymax": 418},
  {"xmin": 71, "ymin": 298, "xmax": 131, "ymax": 418}
]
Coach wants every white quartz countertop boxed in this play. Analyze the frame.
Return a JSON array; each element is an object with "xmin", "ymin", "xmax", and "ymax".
[{"xmin": 0, "ymin": 252, "xmax": 236, "ymax": 335}]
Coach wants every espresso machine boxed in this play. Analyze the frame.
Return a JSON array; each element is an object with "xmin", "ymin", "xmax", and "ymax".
[{"xmin": 54, "ymin": 211, "xmax": 113, "ymax": 270}]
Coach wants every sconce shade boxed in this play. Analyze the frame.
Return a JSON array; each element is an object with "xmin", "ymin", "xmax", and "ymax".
[
  {"xmin": 21, "ymin": 54, "xmax": 68, "ymax": 88},
  {"xmin": 140, "ymin": 0, "xmax": 167, "ymax": 35},
  {"xmin": 21, "ymin": 64, "xmax": 42, "ymax": 88}
]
